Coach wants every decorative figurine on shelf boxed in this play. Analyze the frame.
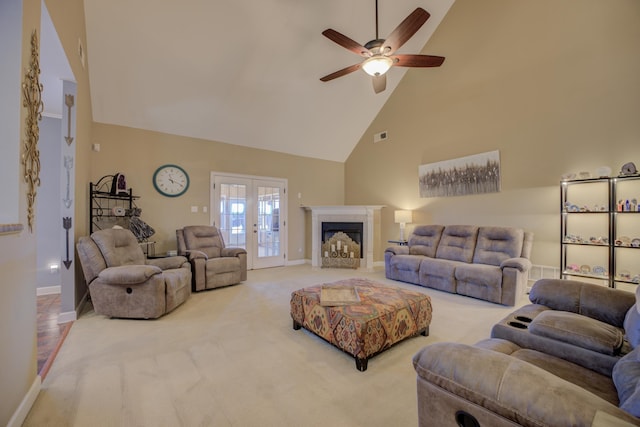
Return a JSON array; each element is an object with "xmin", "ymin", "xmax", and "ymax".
[
  {"xmin": 620, "ymin": 162, "xmax": 638, "ymax": 177},
  {"xmin": 110, "ymin": 172, "xmax": 128, "ymax": 195}
]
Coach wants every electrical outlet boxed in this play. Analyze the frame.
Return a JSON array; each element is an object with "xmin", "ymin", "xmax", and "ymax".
[{"xmin": 191, "ymin": 206, "xmax": 198, "ymax": 213}]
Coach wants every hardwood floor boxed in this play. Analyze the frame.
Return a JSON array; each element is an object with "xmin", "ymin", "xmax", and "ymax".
[{"xmin": 37, "ymin": 294, "xmax": 72, "ymax": 380}]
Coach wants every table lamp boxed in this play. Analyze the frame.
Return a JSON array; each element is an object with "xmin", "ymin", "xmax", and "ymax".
[{"xmin": 394, "ymin": 210, "xmax": 413, "ymax": 241}]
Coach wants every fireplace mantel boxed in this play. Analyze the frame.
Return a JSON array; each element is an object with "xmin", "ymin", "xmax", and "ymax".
[{"xmin": 305, "ymin": 205, "xmax": 384, "ymax": 271}]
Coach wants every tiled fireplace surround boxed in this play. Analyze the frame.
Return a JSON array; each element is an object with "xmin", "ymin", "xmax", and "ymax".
[{"xmin": 307, "ymin": 206, "xmax": 384, "ymax": 271}]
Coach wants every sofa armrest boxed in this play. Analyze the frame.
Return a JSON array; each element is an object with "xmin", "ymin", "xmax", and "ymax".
[
  {"xmin": 185, "ymin": 250, "xmax": 208, "ymax": 261},
  {"xmin": 413, "ymin": 342, "xmax": 639, "ymax": 427},
  {"xmin": 190, "ymin": 257, "xmax": 207, "ymax": 291},
  {"xmin": 385, "ymin": 245, "xmax": 409, "ymax": 256},
  {"xmin": 221, "ymin": 247, "xmax": 247, "ymax": 257},
  {"xmin": 97, "ymin": 265, "xmax": 162, "ymax": 285},
  {"xmin": 146, "ymin": 255, "xmax": 189, "ymax": 270},
  {"xmin": 500, "ymin": 257, "xmax": 531, "ymax": 272}
]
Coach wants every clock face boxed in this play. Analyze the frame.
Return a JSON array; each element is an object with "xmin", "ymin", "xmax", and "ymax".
[{"xmin": 153, "ymin": 164, "xmax": 189, "ymax": 197}]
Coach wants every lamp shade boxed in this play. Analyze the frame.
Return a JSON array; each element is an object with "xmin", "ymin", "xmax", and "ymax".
[
  {"xmin": 362, "ymin": 56, "xmax": 393, "ymax": 77},
  {"xmin": 394, "ymin": 210, "xmax": 413, "ymax": 224}
]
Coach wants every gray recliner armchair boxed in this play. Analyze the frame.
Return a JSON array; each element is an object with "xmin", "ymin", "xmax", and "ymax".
[
  {"xmin": 176, "ymin": 225, "xmax": 247, "ymax": 292},
  {"xmin": 77, "ymin": 228, "xmax": 192, "ymax": 319}
]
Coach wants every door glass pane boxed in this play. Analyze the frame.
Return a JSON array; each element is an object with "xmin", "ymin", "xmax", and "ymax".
[
  {"xmin": 219, "ymin": 183, "xmax": 247, "ymax": 248},
  {"xmin": 257, "ymin": 185, "xmax": 280, "ymax": 258}
]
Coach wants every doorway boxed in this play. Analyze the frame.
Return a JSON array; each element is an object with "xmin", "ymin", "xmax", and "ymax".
[
  {"xmin": 36, "ymin": 1, "xmax": 78, "ymax": 375},
  {"xmin": 211, "ymin": 173, "xmax": 287, "ymax": 270}
]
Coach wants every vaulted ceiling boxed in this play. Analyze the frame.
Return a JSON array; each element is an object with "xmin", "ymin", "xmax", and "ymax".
[{"xmin": 48, "ymin": 1, "xmax": 455, "ymax": 162}]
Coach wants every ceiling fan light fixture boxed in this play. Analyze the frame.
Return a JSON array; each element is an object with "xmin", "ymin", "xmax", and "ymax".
[{"xmin": 362, "ymin": 56, "xmax": 393, "ymax": 77}]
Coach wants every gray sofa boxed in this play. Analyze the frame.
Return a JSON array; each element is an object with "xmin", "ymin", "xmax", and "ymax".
[
  {"xmin": 413, "ymin": 279, "xmax": 640, "ymax": 426},
  {"xmin": 385, "ymin": 225, "xmax": 533, "ymax": 305}
]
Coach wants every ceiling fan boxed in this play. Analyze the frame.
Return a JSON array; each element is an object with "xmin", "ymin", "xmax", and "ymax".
[{"xmin": 320, "ymin": 1, "xmax": 445, "ymax": 94}]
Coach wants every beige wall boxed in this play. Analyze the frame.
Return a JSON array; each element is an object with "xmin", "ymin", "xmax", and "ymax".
[
  {"xmin": 345, "ymin": 0, "xmax": 640, "ymax": 267},
  {"xmin": 90, "ymin": 123, "xmax": 345, "ymax": 258},
  {"xmin": 1, "ymin": 0, "xmax": 93, "ymax": 424},
  {"xmin": 0, "ymin": 1, "xmax": 41, "ymax": 424}
]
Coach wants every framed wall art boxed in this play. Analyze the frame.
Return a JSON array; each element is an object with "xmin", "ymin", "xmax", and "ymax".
[{"xmin": 419, "ymin": 150, "xmax": 501, "ymax": 198}]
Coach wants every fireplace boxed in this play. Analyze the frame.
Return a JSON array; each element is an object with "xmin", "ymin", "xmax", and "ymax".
[
  {"xmin": 321, "ymin": 222, "xmax": 364, "ymax": 259},
  {"xmin": 306, "ymin": 205, "xmax": 384, "ymax": 271}
]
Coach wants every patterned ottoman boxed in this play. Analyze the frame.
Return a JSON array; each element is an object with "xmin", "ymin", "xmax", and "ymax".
[{"xmin": 290, "ymin": 278, "xmax": 432, "ymax": 371}]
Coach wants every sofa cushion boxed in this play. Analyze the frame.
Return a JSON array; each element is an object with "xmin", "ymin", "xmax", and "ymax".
[
  {"xmin": 389, "ymin": 254, "xmax": 423, "ymax": 272},
  {"xmin": 513, "ymin": 348, "xmax": 620, "ymax": 405},
  {"xmin": 92, "ymin": 228, "xmax": 146, "ymax": 267},
  {"xmin": 476, "ymin": 338, "xmax": 619, "ymax": 404},
  {"xmin": 455, "ymin": 263, "xmax": 502, "ymax": 288},
  {"xmin": 182, "ymin": 225, "xmax": 224, "ymax": 258},
  {"xmin": 529, "ymin": 279, "xmax": 636, "ymax": 327},
  {"xmin": 435, "ymin": 225, "xmax": 478, "ymax": 263},
  {"xmin": 625, "ymin": 304, "xmax": 640, "ymax": 349},
  {"xmin": 408, "ymin": 225, "xmax": 444, "ymax": 257},
  {"xmin": 418, "ymin": 257, "xmax": 458, "ymax": 293},
  {"xmin": 455, "ymin": 263, "xmax": 503, "ymax": 303},
  {"xmin": 472, "ymin": 227, "xmax": 524, "ymax": 266},
  {"xmin": 613, "ymin": 346, "xmax": 640, "ymax": 417},
  {"xmin": 206, "ymin": 256, "xmax": 241, "ymax": 274},
  {"xmin": 98, "ymin": 264, "xmax": 162, "ymax": 285},
  {"xmin": 529, "ymin": 310, "xmax": 624, "ymax": 356}
]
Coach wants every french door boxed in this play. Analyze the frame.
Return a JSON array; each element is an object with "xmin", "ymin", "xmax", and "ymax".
[{"xmin": 211, "ymin": 173, "xmax": 287, "ymax": 270}]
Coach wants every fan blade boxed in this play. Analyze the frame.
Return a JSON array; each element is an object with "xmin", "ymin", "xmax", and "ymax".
[
  {"xmin": 372, "ymin": 74, "xmax": 386, "ymax": 94},
  {"xmin": 391, "ymin": 54, "xmax": 445, "ymax": 67},
  {"xmin": 322, "ymin": 29, "xmax": 371, "ymax": 57},
  {"xmin": 382, "ymin": 8, "xmax": 430, "ymax": 55},
  {"xmin": 320, "ymin": 63, "xmax": 362, "ymax": 82}
]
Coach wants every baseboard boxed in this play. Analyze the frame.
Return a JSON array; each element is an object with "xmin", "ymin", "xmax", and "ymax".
[
  {"xmin": 55, "ymin": 289, "xmax": 90, "ymax": 324},
  {"xmin": 7, "ymin": 375, "xmax": 41, "ymax": 427},
  {"xmin": 58, "ymin": 310, "xmax": 76, "ymax": 324},
  {"xmin": 285, "ymin": 259, "xmax": 307, "ymax": 266},
  {"xmin": 76, "ymin": 289, "xmax": 90, "ymax": 316},
  {"xmin": 36, "ymin": 285, "xmax": 61, "ymax": 296}
]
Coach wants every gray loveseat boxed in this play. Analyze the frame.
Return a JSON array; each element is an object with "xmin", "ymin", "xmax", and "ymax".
[
  {"xmin": 413, "ymin": 279, "xmax": 640, "ymax": 426},
  {"xmin": 385, "ymin": 225, "xmax": 533, "ymax": 305}
]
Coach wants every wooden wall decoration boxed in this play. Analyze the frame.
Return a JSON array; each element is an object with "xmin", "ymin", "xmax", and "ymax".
[{"xmin": 22, "ymin": 30, "xmax": 44, "ymax": 232}]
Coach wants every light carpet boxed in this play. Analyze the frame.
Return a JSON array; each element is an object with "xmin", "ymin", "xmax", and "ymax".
[{"xmin": 24, "ymin": 264, "xmax": 528, "ymax": 426}]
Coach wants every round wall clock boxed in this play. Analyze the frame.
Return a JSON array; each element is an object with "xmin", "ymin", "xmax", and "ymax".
[{"xmin": 152, "ymin": 164, "xmax": 190, "ymax": 197}]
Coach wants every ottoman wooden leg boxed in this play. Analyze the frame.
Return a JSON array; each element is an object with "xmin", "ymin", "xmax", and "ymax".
[
  {"xmin": 421, "ymin": 326, "xmax": 429, "ymax": 336},
  {"xmin": 293, "ymin": 320, "xmax": 302, "ymax": 330},
  {"xmin": 355, "ymin": 357, "xmax": 368, "ymax": 372}
]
